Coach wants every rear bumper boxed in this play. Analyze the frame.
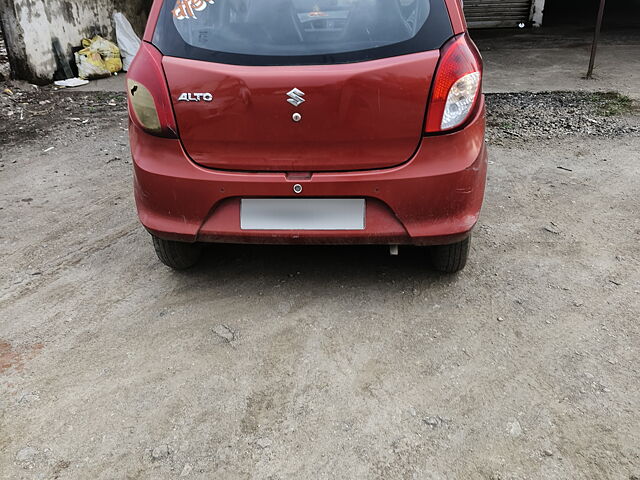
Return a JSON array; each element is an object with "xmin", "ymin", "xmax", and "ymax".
[{"xmin": 131, "ymin": 103, "xmax": 488, "ymax": 246}]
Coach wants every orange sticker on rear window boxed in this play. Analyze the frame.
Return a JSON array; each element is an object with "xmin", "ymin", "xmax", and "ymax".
[{"xmin": 173, "ymin": 0, "xmax": 215, "ymax": 20}]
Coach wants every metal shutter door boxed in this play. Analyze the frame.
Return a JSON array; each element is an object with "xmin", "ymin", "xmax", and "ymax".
[{"xmin": 463, "ymin": 0, "xmax": 533, "ymax": 28}]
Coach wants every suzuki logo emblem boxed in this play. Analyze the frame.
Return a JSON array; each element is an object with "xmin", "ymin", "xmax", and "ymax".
[{"xmin": 287, "ymin": 88, "xmax": 306, "ymax": 107}]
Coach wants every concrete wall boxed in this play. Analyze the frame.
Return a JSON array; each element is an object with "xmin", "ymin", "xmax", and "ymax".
[{"xmin": 0, "ymin": 0, "xmax": 152, "ymax": 84}]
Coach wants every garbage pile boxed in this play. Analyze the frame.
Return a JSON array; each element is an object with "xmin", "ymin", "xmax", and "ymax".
[
  {"xmin": 54, "ymin": 12, "xmax": 141, "ymax": 88},
  {"xmin": 75, "ymin": 35, "xmax": 123, "ymax": 80}
]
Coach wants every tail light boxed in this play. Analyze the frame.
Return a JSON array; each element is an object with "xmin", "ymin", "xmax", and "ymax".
[
  {"xmin": 425, "ymin": 34, "xmax": 482, "ymax": 133},
  {"xmin": 126, "ymin": 43, "xmax": 177, "ymax": 138}
]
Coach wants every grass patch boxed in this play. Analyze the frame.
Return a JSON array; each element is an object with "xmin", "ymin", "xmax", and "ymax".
[{"xmin": 589, "ymin": 92, "xmax": 634, "ymax": 117}]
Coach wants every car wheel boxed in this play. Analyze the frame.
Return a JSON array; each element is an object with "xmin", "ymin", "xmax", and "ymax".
[
  {"xmin": 430, "ymin": 236, "xmax": 471, "ymax": 273},
  {"xmin": 151, "ymin": 235, "xmax": 202, "ymax": 270}
]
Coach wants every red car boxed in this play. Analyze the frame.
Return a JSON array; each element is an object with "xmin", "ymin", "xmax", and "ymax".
[{"xmin": 127, "ymin": 0, "xmax": 487, "ymax": 272}]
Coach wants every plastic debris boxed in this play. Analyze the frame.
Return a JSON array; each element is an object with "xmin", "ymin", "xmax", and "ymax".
[
  {"xmin": 54, "ymin": 78, "xmax": 89, "ymax": 88},
  {"xmin": 114, "ymin": 12, "xmax": 141, "ymax": 72},
  {"xmin": 75, "ymin": 36, "xmax": 122, "ymax": 80}
]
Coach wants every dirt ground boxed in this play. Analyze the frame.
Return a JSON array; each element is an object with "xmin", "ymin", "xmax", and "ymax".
[
  {"xmin": 1, "ymin": 78, "xmax": 640, "ymax": 480},
  {"xmin": 475, "ymin": 27, "xmax": 640, "ymax": 102}
]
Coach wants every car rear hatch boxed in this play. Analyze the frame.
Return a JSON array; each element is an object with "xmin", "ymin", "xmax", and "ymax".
[{"xmin": 153, "ymin": 0, "xmax": 454, "ymax": 172}]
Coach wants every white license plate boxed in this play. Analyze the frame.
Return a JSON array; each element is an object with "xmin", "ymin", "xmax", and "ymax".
[{"xmin": 241, "ymin": 199, "xmax": 365, "ymax": 230}]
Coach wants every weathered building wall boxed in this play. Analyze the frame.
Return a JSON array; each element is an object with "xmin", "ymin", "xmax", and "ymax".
[
  {"xmin": 0, "ymin": 0, "xmax": 152, "ymax": 84},
  {"xmin": 0, "ymin": 21, "xmax": 10, "ymax": 80}
]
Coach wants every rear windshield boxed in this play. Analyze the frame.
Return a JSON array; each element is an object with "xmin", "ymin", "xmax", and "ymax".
[{"xmin": 153, "ymin": 0, "xmax": 453, "ymax": 66}]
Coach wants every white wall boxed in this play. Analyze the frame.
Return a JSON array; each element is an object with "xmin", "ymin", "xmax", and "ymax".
[{"xmin": 0, "ymin": 0, "xmax": 150, "ymax": 83}]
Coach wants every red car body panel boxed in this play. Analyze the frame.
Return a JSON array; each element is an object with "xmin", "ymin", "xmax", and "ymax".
[
  {"xmin": 143, "ymin": 0, "xmax": 163, "ymax": 42},
  {"xmin": 444, "ymin": 0, "xmax": 467, "ymax": 33},
  {"xmin": 131, "ymin": 99, "xmax": 487, "ymax": 246},
  {"xmin": 164, "ymin": 52, "xmax": 439, "ymax": 172}
]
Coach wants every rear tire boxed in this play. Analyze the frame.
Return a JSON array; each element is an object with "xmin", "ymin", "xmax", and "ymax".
[
  {"xmin": 429, "ymin": 236, "xmax": 471, "ymax": 273},
  {"xmin": 151, "ymin": 235, "xmax": 202, "ymax": 270}
]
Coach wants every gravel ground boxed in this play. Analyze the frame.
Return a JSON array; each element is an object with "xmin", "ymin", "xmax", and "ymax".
[
  {"xmin": 486, "ymin": 91, "xmax": 638, "ymax": 145},
  {"xmin": 0, "ymin": 81, "xmax": 127, "ymax": 150},
  {"xmin": 1, "ymin": 84, "xmax": 640, "ymax": 479}
]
